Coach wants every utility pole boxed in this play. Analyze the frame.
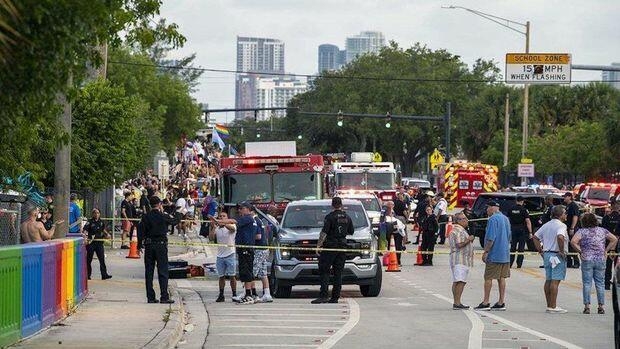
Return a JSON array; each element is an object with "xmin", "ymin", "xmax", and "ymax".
[
  {"xmin": 503, "ymin": 93, "xmax": 510, "ymax": 167},
  {"xmin": 444, "ymin": 102, "xmax": 451, "ymax": 162},
  {"xmin": 53, "ymin": 75, "xmax": 72, "ymax": 238}
]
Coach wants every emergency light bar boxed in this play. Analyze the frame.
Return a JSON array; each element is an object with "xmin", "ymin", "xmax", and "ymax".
[{"xmin": 232, "ymin": 157, "xmax": 311, "ymax": 166}]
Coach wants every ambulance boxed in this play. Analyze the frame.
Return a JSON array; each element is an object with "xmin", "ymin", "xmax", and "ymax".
[{"xmin": 436, "ymin": 162, "xmax": 499, "ymax": 209}]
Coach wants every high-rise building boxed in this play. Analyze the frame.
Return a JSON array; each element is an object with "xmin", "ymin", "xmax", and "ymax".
[
  {"xmin": 345, "ymin": 31, "xmax": 386, "ymax": 63},
  {"xmin": 602, "ymin": 62, "xmax": 620, "ymax": 90},
  {"xmin": 318, "ymin": 44, "xmax": 344, "ymax": 72},
  {"xmin": 235, "ymin": 36, "xmax": 285, "ymax": 119},
  {"xmin": 255, "ymin": 77, "xmax": 308, "ymax": 120}
]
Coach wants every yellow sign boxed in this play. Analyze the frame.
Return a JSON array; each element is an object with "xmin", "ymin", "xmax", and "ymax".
[
  {"xmin": 506, "ymin": 53, "xmax": 571, "ymax": 64},
  {"xmin": 372, "ymin": 152, "xmax": 382, "ymax": 162},
  {"xmin": 520, "ymin": 158, "xmax": 533, "ymax": 164},
  {"xmin": 429, "ymin": 149, "xmax": 445, "ymax": 170}
]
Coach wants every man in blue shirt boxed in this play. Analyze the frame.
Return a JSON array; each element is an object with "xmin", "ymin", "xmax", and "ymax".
[
  {"xmin": 69, "ymin": 193, "xmax": 82, "ymax": 235},
  {"xmin": 475, "ymin": 201, "xmax": 511, "ymax": 311}
]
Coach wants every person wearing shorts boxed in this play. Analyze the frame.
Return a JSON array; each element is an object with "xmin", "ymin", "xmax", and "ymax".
[
  {"xmin": 475, "ymin": 201, "xmax": 511, "ymax": 311},
  {"xmin": 211, "ymin": 201, "xmax": 257, "ymax": 304},
  {"xmin": 209, "ymin": 211, "xmax": 237, "ymax": 303},
  {"xmin": 449, "ymin": 212, "xmax": 475, "ymax": 309},
  {"xmin": 533, "ymin": 205, "xmax": 569, "ymax": 314},
  {"xmin": 252, "ymin": 208, "xmax": 273, "ymax": 303}
]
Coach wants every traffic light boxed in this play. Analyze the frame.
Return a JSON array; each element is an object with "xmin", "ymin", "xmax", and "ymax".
[
  {"xmin": 337, "ymin": 110, "xmax": 343, "ymax": 127},
  {"xmin": 385, "ymin": 112, "xmax": 392, "ymax": 128}
]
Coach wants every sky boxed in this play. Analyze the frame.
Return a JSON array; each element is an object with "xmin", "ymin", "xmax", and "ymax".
[{"xmin": 160, "ymin": 0, "xmax": 620, "ymax": 124}]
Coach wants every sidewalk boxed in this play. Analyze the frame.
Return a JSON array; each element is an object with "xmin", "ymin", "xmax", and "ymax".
[{"xmin": 10, "ymin": 238, "xmax": 190, "ymax": 349}]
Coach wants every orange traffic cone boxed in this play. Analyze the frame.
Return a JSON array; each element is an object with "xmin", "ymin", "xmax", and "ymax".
[
  {"xmin": 126, "ymin": 230, "xmax": 140, "ymax": 259},
  {"xmin": 445, "ymin": 216, "xmax": 454, "ymax": 238},
  {"xmin": 415, "ymin": 229, "xmax": 424, "ymax": 266},
  {"xmin": 386, "ymin": 235, "xmax": 401, "ymax": 272}
]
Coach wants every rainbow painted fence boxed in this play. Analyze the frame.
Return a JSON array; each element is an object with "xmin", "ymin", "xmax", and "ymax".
[{"xmin": 0, "ymin": 237, "xmax": 87, "ymax": 347}]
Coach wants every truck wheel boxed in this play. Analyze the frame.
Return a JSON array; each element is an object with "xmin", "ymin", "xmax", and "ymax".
[
  {"xmin": 270, "ymin": 264, "xmax": 292, "ymax": 298},
  {"xmin": 360, "ymin": 258, "xmax": 382, "ymax": 297}
]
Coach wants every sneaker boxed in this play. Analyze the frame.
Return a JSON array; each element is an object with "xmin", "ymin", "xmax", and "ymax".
[
  {"xmin": 216, "ymin": 295, "xmax": 225, "ymax": 303},
  {"xmin": 582, "ymin": 307, "xmax": 590, "ymax": 314},
  {"xmin": 453, "ymin": 304, "xmax": 470, "ymax": 310},
  {"xmin": 160, "ymin": 299, "xmax": 175, "ymax": 304},
  {"xmin": 474, "ymin": 302, "xmax": 491, "ymax": 311},
  {"xmin": 102, "ymin": 275, "xmax": 112, "ymax": 280},
  {"xmin": 238, "ymin": 296, "xmax": 254, "ymax": 305},
  {"xmin": 147, "ymin": 299, "xmax": 159, "ymax": 304},
  {"xmin": 252, "ymin": 295, "xmax": 262, "ymax": 303},
  {"xmin": 261, "ymin": 294, "xmax": 274, "ymax": 303},
  {"xmin": 490, "ymin": 303, "xmax": 506, "ymax": 311},
  {"xmin": 548, "ymin": 307, "xmax": 567, "ymax": 314},
  {"xmin": 598, "ymin": 307, "xmax": 605, "ymax": 314},
  {"xmin": 328, "ymin": 298, "xmax": 339, "ymax": 303},
  {"xmin": 311, "ymin": 297, "xmax": 330, "ymax": 304},
  {"xmin": 231, "ymin": 295, "xmax": 242, "ymax": 303}
]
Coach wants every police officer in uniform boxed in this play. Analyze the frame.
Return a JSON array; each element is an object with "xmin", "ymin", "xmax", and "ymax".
[
  {"xmin": 508, "ymin": 196, "xmax": 532, "ymax": 268},
  {"xmin": 138, "ymin": 196, "xmax": 180, "ymax": 304},
  {"xmin": 603, "ymin": 202, "xmax": 620, "ymax": 289},
  {"xmin": 83, "ymin": 208, "xmax": 112, "ymax": 280},
  {"xmin": 312, "ymin": 197, "xmax": 354, "ymax": 304}
]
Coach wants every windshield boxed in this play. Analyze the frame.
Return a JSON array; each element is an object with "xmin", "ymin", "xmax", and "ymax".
[
  {"xmin": 282, "ymin": 204, "xmax": 369, "ymax": 229},
  {"xmin": 335, "ymin": 172, "xmax": 365, "ymax": 188},
  {"xmin": 587, "ymin": 188, "xmax": 611, "ymax": 201},
  {"xmin": 367, "ymin": 173, "xmax": 395, "ymax": 190},
  {"xmin": 335, "ymin": 172, "xmax": 394, "ymax": 190},
  {"xmin": 223, "ymin": 174, "xmax": 271, "ymax": 203},
  {"xmin": 273, "ymin": 173, "xmax": 321, "ymax": 201},
  {"xmin": 356, "ymin": 197, "xmax": 381, "ymax": 212}
]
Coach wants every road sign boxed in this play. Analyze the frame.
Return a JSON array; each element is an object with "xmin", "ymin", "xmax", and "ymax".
[
  {"xmin": 520, "ymin": 158, "xmax": 533, "ymax": 164},
  {"xmin": 372, "ymin": 152, "xmax": 382, "ymax": 162},
  {"xmin": 506, "ymin": 53, "xmax": 571, "ymax": 84},
  {"xmin": 429, "ymin": 148, "xmax": 445, "ymax": 170},
  {"xmin": 517, "ymin": 163, "xmax": 535, "ymax": 177}
]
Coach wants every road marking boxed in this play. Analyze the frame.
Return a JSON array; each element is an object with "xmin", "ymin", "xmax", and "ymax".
[
  {"xmin": 213, "ymin": 333, "xmax": 331, "ymax": 338},
  {"xmin": 220, "ymin": 345, "xmax": 317, "ymax": 348},
  {"xmin": 317, "ymin": 298, "xmax": 360, "ymax": 349},
  {"xmin": 216, "ymin": 307, "xmax": 345, "ymax": 312},
  {"xmin": 211, "ymin": 313, "xmax": 347, "ymax": 317},
  {"xmin": 215, "ymin": 319, "xmax": 347, "ymax": 323},
  {"xmin": 396, "ymin": 302, "xmax": 418, "ymax": 307},
  {"xmin": 463, "ymin": 309, "xmax": 484, "ymax": 349},
  {"xmin": 517, "ymin": 268, "xmax": 582, "ymax": 289},
  {"xmin": 212, "ymin": 325, "xmax": 336, "ymax": 330},
  {"xmin": 175, "ymin": 279, "xmax": 192, "ymax": 288}
]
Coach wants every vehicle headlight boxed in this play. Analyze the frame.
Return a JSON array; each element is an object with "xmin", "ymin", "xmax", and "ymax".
[
  {"xmin": 360, "ymin": 241, "xmax": 372, "ymax": 257},
  {"xmin": 280, "ymin": 245, "xmax": 292, "ymax": 260},
  {"xmin": 372, "ymin": 217, "xmax": 380, "ymax": 224}
]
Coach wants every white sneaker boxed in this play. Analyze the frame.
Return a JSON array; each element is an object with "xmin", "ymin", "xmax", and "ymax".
[
  {"xmin": 231, "ymin": 295, "xmax": 242, "ymax": 303},
  {"xmin": 261, "ymin": 294, "xmax": 273, "ymax": 303},
  {"xmin": 548, "ymin": 307, "xmax": 567, "ymax": 314},
  {"xmin": 238, "ymin": 296, "xmax": 254, "ymax": 305},
  {"xmin": 252, "ymin": 295, "xmax": 262, "ymax": 303}
]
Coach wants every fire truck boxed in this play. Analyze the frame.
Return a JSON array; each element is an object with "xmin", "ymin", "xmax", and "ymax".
[
  {"xmin": 327, "ymin": 153, "xmax": 398, "ymax": 202},
  {"xmin": 574, "ymin": 182, "xmax": 619, "ymax": 216},
  {"xmin": 219, "ymin": 151, "xmax": 325, "ymax": 220},
  {"xmin": 436, "ymin": 162, "xmax": 499, "ymax": 208}
]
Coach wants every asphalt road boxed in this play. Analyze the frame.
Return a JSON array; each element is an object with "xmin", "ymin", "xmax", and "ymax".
[{"xmin": 175, "ymin": 236, "xmax": 614, "ymax": 349}]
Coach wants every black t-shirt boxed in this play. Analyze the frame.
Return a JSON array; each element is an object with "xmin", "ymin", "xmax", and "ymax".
[
  {"xmin": 565, "ymin": 201, "xmax": 580, "ymax": 230},
  {"xmin": 602, "ymin": 211, "xmax": 620, "ymax": 236},
  {"xmin": 121, "ymin": 199, "xmax": 134, "ymax": 219},
  {"xmin": 322, "ymin": 209, "xmax": 354, "ymax": 248},
  {"xmin": 393, "ymin": 199, "xmax": 407, "ymax": 217},
  {"xmin": 508, "ymin": 203, "xmax": 530, "ymax": 230}
]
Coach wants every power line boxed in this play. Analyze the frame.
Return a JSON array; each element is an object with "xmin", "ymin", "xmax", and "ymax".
[{"xmin": 108, "ymin": 60, "xmax": 620, "ymax": 83}]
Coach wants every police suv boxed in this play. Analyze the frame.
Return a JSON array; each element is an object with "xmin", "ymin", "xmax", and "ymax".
[{"xmin": 270, "ymin": 199, "xmax": 382, "ymax": 298}]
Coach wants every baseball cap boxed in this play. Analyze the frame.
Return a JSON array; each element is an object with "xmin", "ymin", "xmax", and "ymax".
[
  {"xmin": 237, "ymin": 201, "xmax": 253, "ymax": 210},
  {"xmin": 486, "ymin": 200, "xmax": 500, "ymax": 207}
]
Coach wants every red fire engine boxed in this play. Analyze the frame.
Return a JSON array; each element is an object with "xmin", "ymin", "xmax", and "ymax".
[
  {"xmin": 436, "ymin": 162, "xmax": 499, "ymax": 208},
  {"xmin": 328, "ymin": 153, "xmax": 398, "ymax": 202},
  {"xmin": 573, "ymin": 182, "xmax": 619, "ymax": 215},
  {"xmin": 219, "ymin": 154, "xmax": 325, "ymax": 219}
]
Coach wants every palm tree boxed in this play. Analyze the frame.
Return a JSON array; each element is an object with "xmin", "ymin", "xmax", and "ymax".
[{"xmin": 0, "ymin": 0, "xmax": 19, "ymax": 63}]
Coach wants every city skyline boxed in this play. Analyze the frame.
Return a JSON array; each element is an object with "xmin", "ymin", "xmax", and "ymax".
[{"xmin": 160, "ymin": 1, "xmax": 620, "ymax": 124}]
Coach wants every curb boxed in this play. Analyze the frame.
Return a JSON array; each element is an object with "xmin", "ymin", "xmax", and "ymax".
[{"xmin": 147, "ymin": 282, "xmax": 186, "ymax": 349}]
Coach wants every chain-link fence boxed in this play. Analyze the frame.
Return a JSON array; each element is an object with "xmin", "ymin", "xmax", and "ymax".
[{"xmin": 0, "ymin": 203, "xmax": 21, "ymax": 246}]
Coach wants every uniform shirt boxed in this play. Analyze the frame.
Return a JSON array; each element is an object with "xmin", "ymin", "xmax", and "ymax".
[
  {"xmin": 138, "ymin": 210, "xmax": 180, "ymax": 247},
  {"xmin": 602, "ymin": 211, "xmax": 620, "ymax": 236},
  {"xmin": 84, "ymin": 218, "xmax": 106, "ymax": 240},
  {"xmin": 508, "ymin": 203, "xmax": 530, "ymax": 232},
  {"xmin": 321, "ymin": 209, "xmax": 354, "ymax": 248},
  {"xmin": 434, "ymin": 198, "xmax": 448, "ymax": 217},
  {"xmin": 534, "ymin": 219, "xmax": 568, "ymax": 253},
  {"xmin": 420, "ymin": 214, "xmax": 439, "ymax": 236},
  {"xmin": 235, "ymin": 214, "xmax": 257, "ymax": 246},
  {"xmin": 485, "ymin": 212, "xmax": 511, "ymax": 263},
  {"xmin": 393, "ymin": 199, "xmax": 407, "ymax": 217},
  {"xmin": 574, "ymin": 227, "xmax": 609, "ymax": 262},
  {"xmin": 565, "ymin": 201, "xmax": 580, "ymax": 230},
  {"xmin": 449, "ymin": 224, "xmax": 474, "ymax": 267},
  {"xmin": 215, "ymin": 225, "xmax": 236, "ymax": 258}
]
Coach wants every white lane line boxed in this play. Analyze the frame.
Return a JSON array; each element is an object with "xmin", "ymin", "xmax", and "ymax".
[
  {"xmin": 211, "ymin": 313, "xmax": 347, "ymax": 317},
  {"xmin": 432, "ymin": 293, "xmax": 482, "ymax": 349},
  {"xmin": 213, "ymin": 333, "xmax": 331, "ymax": 338},
  {"xmin": 221, "ymin": 345, "xmax": 317, "ymax": 348},
  {"xmin": 480, "ymin": 311, "xmax": 584, "ymax": 349},
  {"xmin": 216, "ymin": 319, "xmax": 347, "ymax": 323},
  {"xmin": 216, "ymin": 307, "xmax": 345, "ymax": 312},
  {"xmin": 317, "ymin": 298, "xmax": 360, "ymax": 349},
  {"xmin": 175, "ymin": 279, "xmax": 192, "ymax": 288},
  {"xmin": 211, "ymin": 325, "xmax": 336, "ymax": 330}
]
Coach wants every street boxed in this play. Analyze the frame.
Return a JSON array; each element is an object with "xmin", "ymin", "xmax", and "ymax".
[{"xmin": 175, "ymin": 233, "xmax": 614, "ymax": 349}]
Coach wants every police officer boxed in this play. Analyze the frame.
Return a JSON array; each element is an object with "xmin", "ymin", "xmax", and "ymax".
[
  {"xmin": 83, "ymin": 208, "xmax": 112, "ymax": 280},
  {"xmin": 508, "ymin": 196, "xmax": 532, "ymax": 268},
  {"xmin": 138, "ymin": 196, "xmax": 180, "ymax": 304},
  {"xmin": 603, "ymin": 202, "xmax": 620, "ymax": 289},
  {"xmin": 312, "ymin": 197, "xmax": 353, "ymax": 304}
]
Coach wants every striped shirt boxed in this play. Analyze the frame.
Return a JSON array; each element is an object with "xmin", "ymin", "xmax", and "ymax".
[{"xmin": 449, "ymin": 224, "xmax": 474, "ymax": 267}]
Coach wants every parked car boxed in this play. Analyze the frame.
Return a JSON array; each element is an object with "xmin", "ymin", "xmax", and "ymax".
[
  {"xmin": 270, "ymin": 199, "xmax": 382, "ymax": 298},
  {"xmin": 335, "ymin": 191, "xmax": 382, "ymax": 233}
]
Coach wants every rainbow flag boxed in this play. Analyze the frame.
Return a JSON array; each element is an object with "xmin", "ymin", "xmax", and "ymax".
[{"xmin": 215, "ymin": 124, "xmax": 229, "ymax": 138}]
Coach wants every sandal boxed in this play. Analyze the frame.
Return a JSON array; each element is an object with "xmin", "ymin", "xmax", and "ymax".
[
  {"xmin": 582, "ymin": 307, "xmax": 590, "ymax": 314},
  {"xmin": 598, "ymin": 307, "xmax": 605, "ymax": 314}
]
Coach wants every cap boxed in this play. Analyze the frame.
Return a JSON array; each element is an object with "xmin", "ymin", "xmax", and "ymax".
[
  {"xmin": 331, "ymin": 197, "xmax": 343, "ymax": 207},
  {"xmin": 486, "ymin": 201, "xmax": 500, "ymax": 207},
  {"xmin": 237, "ymin": 201, "xmax": 253, "ymax": 210},
  {"xmin": 516, "ymin": 195, "xmax": 524, "ymax": 201},
  {"xmin": 149, "ymin": 196, "xmax": 161, "ymax": 206},
  {"xmin": 426, "ymin": 191, "xmax": 436, "ymax": 197}
]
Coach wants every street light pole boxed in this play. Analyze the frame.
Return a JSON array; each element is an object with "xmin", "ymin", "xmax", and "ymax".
[{"xmin": 443, "ymin": 5, "xmax": 530, "ymax": 169}]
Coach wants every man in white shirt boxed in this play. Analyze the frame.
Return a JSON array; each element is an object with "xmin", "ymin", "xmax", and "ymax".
[
  {"xmin": 533, "ymin": 205, "xmax": 568, "ymax": 314},
  {"xmin": 434, "ymin": 192, "xmax": 449, "ymax": 244},
  {"xmin": 209, "ymin": 211, "xmax": 238, "ymax": 302}
]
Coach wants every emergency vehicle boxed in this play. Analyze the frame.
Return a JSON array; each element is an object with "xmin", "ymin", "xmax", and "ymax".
[
  {"xmin": 436, "ymin": 162, "xmax": 499, "ymax": 208},
  {"xmin": 219, "ymin": 144, "xmax": 325, "ymax": 219},
  {"xmin": 574, "ymin": 182, "xmax": 620, "ymax": 216},
  {"xmin": 328, "ymin": 152, "xmax": 398, "ymax": 202}
]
